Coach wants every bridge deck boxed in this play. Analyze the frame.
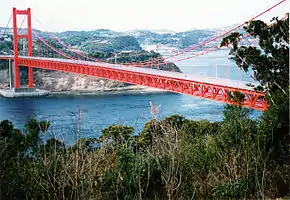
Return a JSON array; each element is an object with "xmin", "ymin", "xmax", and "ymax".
[{"xmin": 0, "ymin": 55, "xmax": 258, "ymax": 91}]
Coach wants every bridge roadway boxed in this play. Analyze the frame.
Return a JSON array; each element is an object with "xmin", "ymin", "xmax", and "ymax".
[
  {"xmin": 0, "ymin": 55, "xmax": 268, "ymax": 111},
  {"xmin": 0, "ymin": 55, "xmax": 258, "ymax": 91}
]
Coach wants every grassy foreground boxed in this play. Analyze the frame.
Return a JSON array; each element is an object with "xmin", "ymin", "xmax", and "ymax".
[{"xmin": 0, "ymin": 102, "xmax": 289, "ymax": 199}]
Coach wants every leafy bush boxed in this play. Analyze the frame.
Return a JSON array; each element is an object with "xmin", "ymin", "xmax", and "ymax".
[{"xmin": 212, "ymin": 178, "xmax": 246, "ymax": 199}]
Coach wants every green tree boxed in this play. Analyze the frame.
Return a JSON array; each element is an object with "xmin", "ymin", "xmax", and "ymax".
[
  {"xmin": 100, "ymin": 125, "xmax": 134, "ymax": 148},
  {"xmin": 220, "ymin": 16, "xmax": 289, "ymax": 93},
  {"xmin": 221, "ymin": 15, "xmax": 289, "ymax": 196}
]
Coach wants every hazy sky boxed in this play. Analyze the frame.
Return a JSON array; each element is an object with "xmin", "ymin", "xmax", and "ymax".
[{"xmin": 0, "ymin": 0, "xmax": 289, "ymax": 32}]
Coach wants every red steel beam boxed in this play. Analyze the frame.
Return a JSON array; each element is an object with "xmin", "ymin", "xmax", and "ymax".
[
  {"xmin": 15, "ymin": 10, "xmax": 29, "ymax": 15},
  {"xmin": 16, "ymin": 57, "xmax": 268, "ymax": 111},
  {"xmin": 17, "ymin": 34, "xmax": 28, "ymax": 39}
]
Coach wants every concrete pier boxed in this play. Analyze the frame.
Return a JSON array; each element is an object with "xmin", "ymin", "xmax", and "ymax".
[{"xmin": 0, "ymin": 88, "xmax": 49, "ymax": 98}]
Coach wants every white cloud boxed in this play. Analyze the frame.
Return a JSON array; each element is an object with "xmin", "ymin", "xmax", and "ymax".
[{"xmin": 0, "ymin": 0, "xmax": 289, "ymax": 32}]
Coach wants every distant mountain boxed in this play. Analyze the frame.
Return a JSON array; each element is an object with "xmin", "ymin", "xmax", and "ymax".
[
  {"xmin": 127, "ymin": 30, "xmax": 212, "ymax": 51},
  {"xmin": 125, "ymin": 26, "xmax": 247, "ymax": 51},
  {"xmin": 0, "ymin": 24, "xmax": 250, "ymax": 53},
  {"xmin": 143, "ymin": 29, "xmax": 176, "ymax": 34}
]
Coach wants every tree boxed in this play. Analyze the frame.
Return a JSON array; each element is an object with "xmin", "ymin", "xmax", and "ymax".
[
  {"xmin": 220, "ymin": 14, "xmax": 289, "ymax": 170},
  {"xmin": 220, "ymin": 15, "xmax": 289, "ymax": 93},
  {"xmin": 100, "ymin": 125, "xmax": 134, "ymax": 148}
]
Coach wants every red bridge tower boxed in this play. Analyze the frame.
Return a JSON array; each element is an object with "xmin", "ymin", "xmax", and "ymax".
[{"xmin": 12, "ymin": 8, "xmax": 33, "ymax": 89}]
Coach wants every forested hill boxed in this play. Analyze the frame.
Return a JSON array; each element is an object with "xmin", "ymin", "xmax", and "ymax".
[{"xmin": 0, "ymin": 25, "xmax": 245, "ymax": 53}]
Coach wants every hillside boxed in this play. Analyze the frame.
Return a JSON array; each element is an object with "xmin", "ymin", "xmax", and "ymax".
[
  {"xmin": 0, "ymin": 25, "xmax": 248, "ymax": 53},
  {"xmin": 127, "ymin": 29, "xmax": 214, "ymax": 49},
  {"xmin": 0, "ymin": 34, "xmax": 181, "ymax": 93}
]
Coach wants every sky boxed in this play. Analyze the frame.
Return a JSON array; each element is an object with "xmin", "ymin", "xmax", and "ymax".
[{"xmin": 0, "ymin": 0, "xmax": 289, "ymax": 32}]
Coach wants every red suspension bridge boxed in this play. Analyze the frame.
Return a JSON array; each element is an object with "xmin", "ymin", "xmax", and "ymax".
[{"xmin": 0, "ymin": 1, "xmax": 287, "ymax": 111}]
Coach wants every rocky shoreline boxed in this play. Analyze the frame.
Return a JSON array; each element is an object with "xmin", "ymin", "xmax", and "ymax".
[
  {"xmin": 48, "ymin": 86, "xmax": 167, "ymax": 95},
  {"xmin": 0, "ymin": 68, "xmax": 167, "ymax": 96}
]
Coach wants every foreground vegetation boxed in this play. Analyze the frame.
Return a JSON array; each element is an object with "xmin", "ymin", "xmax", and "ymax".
[
  {"xmin": 0, "ymin": 16, "xmax": 288, "ymax": 199},
  {"xmin": 0, "ymin": 101, "xmax": 289, "ymax": 199}
]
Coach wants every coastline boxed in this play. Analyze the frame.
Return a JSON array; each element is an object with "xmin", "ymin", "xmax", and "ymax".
[
  {"xmin": 48, "ymin": 85, "xmax": 168, "ymax": 96},
  {"xmin": 0, "ymin": 85, "xmax": 169, "ymax": 97}
]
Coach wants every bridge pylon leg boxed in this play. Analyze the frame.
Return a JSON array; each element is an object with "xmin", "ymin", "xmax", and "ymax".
[
  {"xmin": 13, "ymin": 59, "xmax": 19, "ymax": 89},
  {"xmin": 12, "ymin": 8, "xmax": 19, "ymax": 89},
  {"xmin": 27, "ymin": 8, "xmax": 34, "ymax": 88},
  {"xmin": 8, "ymin": 60, "xmax": 14, "ymax": 89}
]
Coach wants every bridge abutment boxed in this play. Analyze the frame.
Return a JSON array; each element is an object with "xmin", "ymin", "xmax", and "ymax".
[
  {"xmin": 0, "ymin": 60, "xmax": 48, "ymax": 98},
  {"xmin": 0, "ymin": 88, "xmax": 49, "ymax": 98}
]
